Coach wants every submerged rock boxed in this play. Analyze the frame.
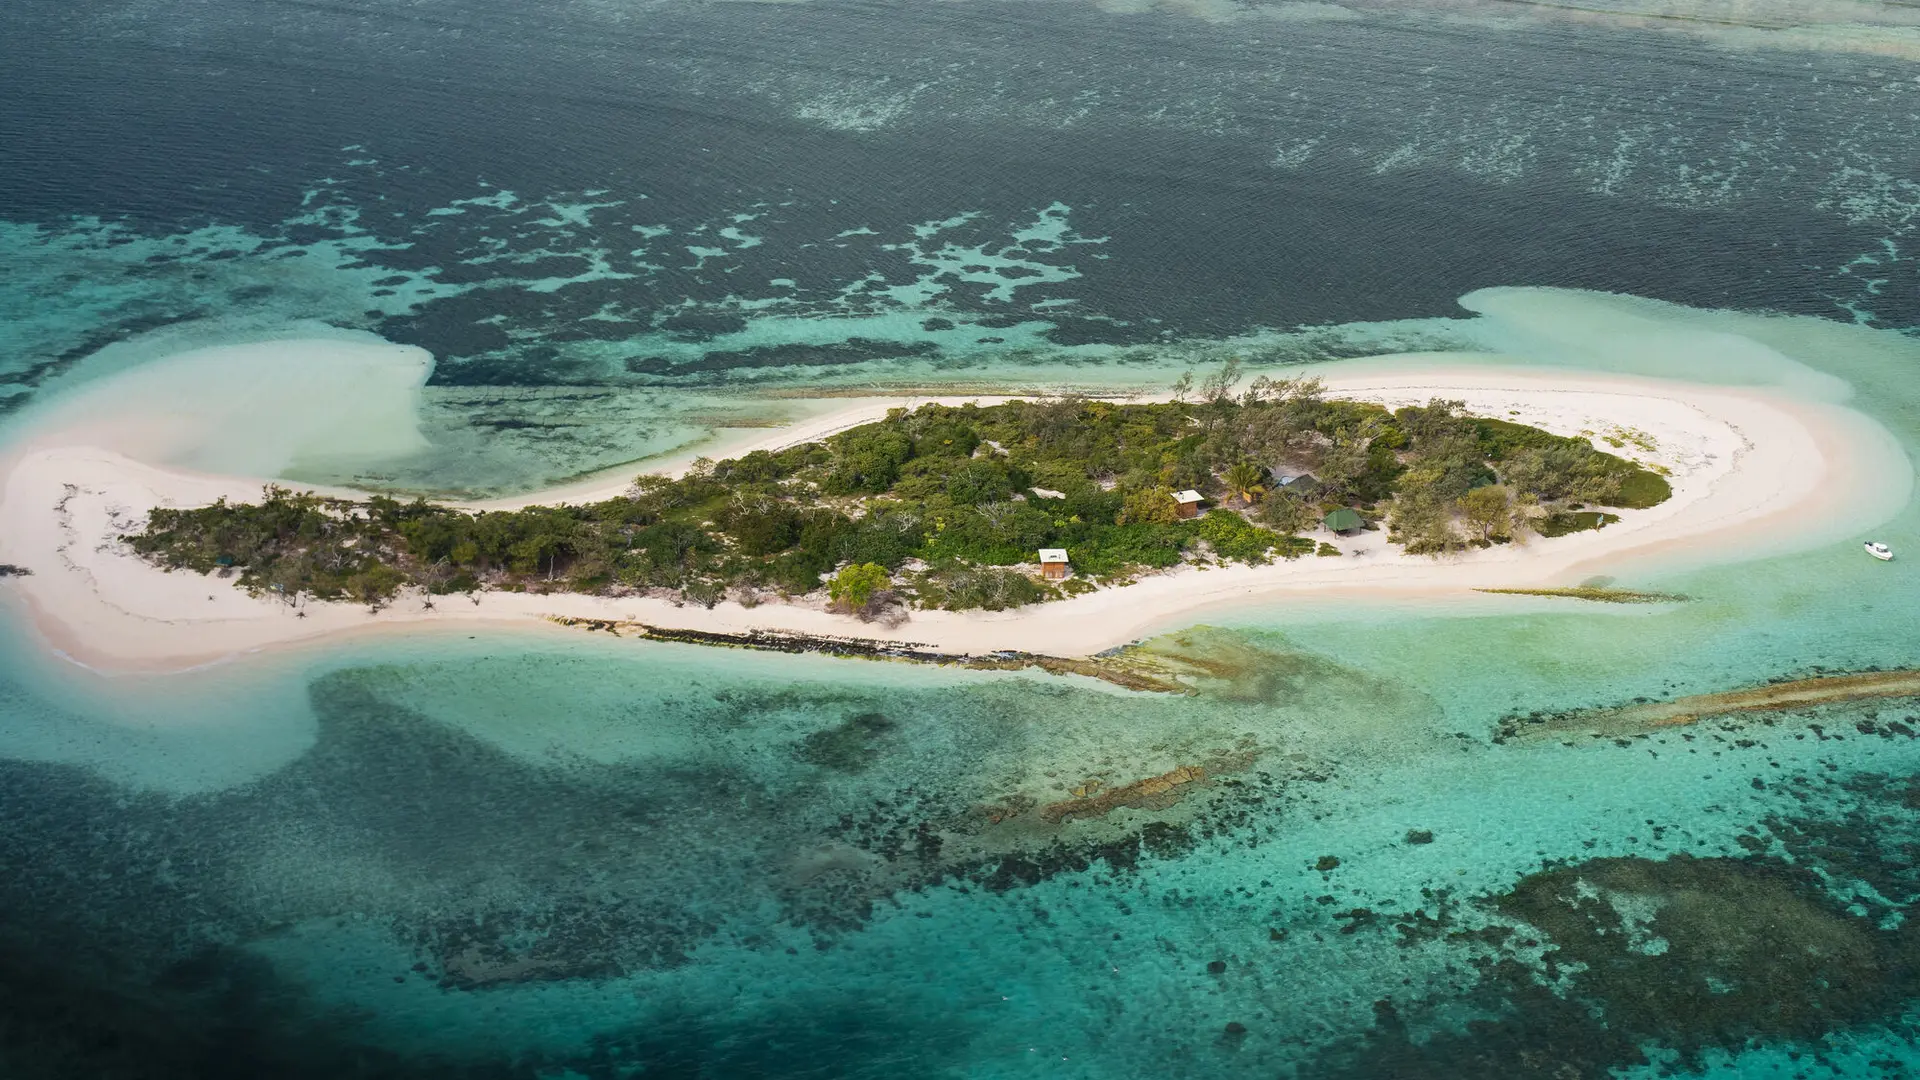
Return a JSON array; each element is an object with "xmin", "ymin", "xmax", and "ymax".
[
  {"xmin": 1041, "ymin": 765, "xmax": 1207, "ymax": 823},
  {"xmin": 1495, "ymin": 854, "xmax": 1908, "ymax": 1060},
  {"xmin": 796, "ymin": 712, "xmax": 896, "ymax": 772}
]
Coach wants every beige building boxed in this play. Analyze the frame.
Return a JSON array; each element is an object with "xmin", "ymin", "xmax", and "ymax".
[{"xmin": 1038, "ymin": 548, "xmax": 1070, "ymax": 580}]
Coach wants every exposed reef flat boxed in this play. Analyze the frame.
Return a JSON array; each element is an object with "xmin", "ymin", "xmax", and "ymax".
[
  {"xmin": 548, "ymin": 616, "xmax": 1194, "ymax": 694},
  {"xmin": 1498, "ymin": 669, "xmax": 1920, "ymax": 742},
  {"xmin": 1474, "ymin": 585, "xmax": 1691, "ymax": 603}
]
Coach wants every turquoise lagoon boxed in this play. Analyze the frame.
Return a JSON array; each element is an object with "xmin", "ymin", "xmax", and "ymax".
[
  {"xmin": 5, "ymin": 291, "xmax": 1920, "ymax": 1076},
  {"xmin": 11, "ymin": 0, "xmax": 1920, "ymax": 1069}
]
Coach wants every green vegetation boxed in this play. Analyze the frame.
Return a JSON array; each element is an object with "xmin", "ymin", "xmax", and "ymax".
[
  {"xmin": 1535, "ymin": 510, "xmax": 1621, "ymax": 538},
  {"xmin": 827, "ymin": 562, "xmax": 900, "ymax": 621},
  {"xmin": 1221, "ymin": 461, "xmax": 1266, "ymax": 503},
  {"xmin": 129, "ymin": 367, "xmax": 1672, "ymax": 613},
  {"xmin": 1615, "ymin": 469, "xmax": 1674, "ymax": 509},
  {"xmin": 828, "ymin": 563, "xmax": 890, "ymax": 609}
]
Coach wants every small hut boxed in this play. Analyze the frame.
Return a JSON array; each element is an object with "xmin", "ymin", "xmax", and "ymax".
[
  {"xmin": 1038, "ymin": 548, "xmax": 1070, "ymax": 580},
  {"xmin": 1323, "ymin": 508, "xmax": 1364, "ymax": 535},
  {"xmin": 1173, "ymin": 489, "xmax": 1205, "ymax": 520}
]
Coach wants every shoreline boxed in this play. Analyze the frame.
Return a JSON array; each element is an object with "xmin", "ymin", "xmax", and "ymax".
[{"xmin": 0, "ymin": 357, "xmax": 1910, "ymax": 676}]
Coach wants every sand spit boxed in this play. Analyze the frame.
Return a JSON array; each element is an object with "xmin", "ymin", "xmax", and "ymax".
[{"xmin": 0, "ymin": 338, "xmax": 1910, "ymax": 675}]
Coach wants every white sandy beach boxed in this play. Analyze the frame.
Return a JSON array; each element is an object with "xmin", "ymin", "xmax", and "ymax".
[{"xmin": 0, "ymin": 339, "xmax": 1910, "ymax": 674}]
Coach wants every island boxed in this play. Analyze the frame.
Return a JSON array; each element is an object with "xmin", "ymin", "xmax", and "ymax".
[
  {"xmin": 124, "ymin": 369, "xmax": 1672, "ymax": 623},
  {"xmin": 0, "ymin": 338, "xmax": 1896, "ymax": 676}
]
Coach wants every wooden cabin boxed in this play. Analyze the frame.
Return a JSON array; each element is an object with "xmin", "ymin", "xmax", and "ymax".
[
  {"xmin": 1173, "ymin": 490, "xmax": 1205, "ymax": 520},
  {"xmin": 1038, "ymin": 548, "xmax": 1070, "ymax": 580}
]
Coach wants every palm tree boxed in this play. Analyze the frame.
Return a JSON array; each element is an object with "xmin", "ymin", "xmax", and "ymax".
[{"xmin": 1223, "ymin": 461, "xmax": 1266, "ymax": 505}]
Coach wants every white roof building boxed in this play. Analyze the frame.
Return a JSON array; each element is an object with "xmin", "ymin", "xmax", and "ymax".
[
  {"xmin": 1037, "ymin": 548, "xmax": 1069, "ymax": 564},
  {"xmin": 1173, "ymin": 489, "xmax": 1205, "ymax": 504}
]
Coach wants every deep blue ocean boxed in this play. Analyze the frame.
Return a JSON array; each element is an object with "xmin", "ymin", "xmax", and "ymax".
[{"xmin": 8, "ymin": 1, "xmax": 1920, "ymax": 1077}]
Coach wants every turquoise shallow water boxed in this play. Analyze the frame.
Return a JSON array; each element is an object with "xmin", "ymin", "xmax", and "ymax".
[
  {"xmin": 4, "ymin": 292, "xmax": 1920, "ymax": 1076},
  {"xmin": 12, "ymin": 0, "xmax": 1920, "ymax": 1067}
]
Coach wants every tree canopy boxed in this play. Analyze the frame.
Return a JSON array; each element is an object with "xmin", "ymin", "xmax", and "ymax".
[{"xmin": 130, "ymin": 373, "xmax": 1670, "ymax": 613}]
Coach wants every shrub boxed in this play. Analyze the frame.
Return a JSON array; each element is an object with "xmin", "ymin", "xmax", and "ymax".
[
  {"xmin": 1258, "ymin": 490, "xmax": 1313, "ymax": 534},
  {"xmin": 1118, "ymin": 487, "xmax": 1179, "ymax": 526},
  {"xmin": 719, "ymin": 497, "xmax": 801, "ymax": 555},
  {"xmin": 913, "ymin": 420, "xmax": 980, "ymax": 459},
  {"xmin": 824, "ymin": 427, "xmax": 914, "ymax": 494},
  {"xmin": 1061, "ymin": 486, "xmax": 1124, "ymax": 526},
  {"xmin": 828, "ymin": 562, "xmax": 891, "ymax": 612},
  {"xmin": 712, "ymin": 450, "xmax": 793, "ymax": 485},
  {"xmin": 1392, "ymin": 490, "xmax": 1466, "ymax": 556},
  {"xmin": 1472, "ymin": 416, "xmax": 1569, "ymax": 459},
  {"xmin": 829, "ymin": 512, "xmax": 923, "ymax": 569},
  {"xmin": 1190, "ymin": 510, "xmax": 1282, "ymax": 563},
  {"xmin": 944, "ymin": 459, "xmax": 1025, "ymax": 505},
  {"xmin": 1534, "ymin": 511, "xmax": 1620, "ymax": 538},
  {"xmin": 1459, "ymin": 484, "xmax": 1514, "ymax": 541},
  {"xmin": 680, "ymin": 578, "xmax": 726, "ymax": 609},
  {"xmin": 938, "ymin": 566, "xmax": 1045, "ymax": 611},
  {"xmin": 1500, "ymin": 445, "xmax": 1603, "ymax": 503},
  {"xmin": 1063, "ymin": 523, "xmax": 1188, "ymax": 577},
  {"xmin": 344, "ymin": 563, "xmax": 407, "ymax": 607},
  {"xmin": 1613, "ymin": 469, "xmax": 1672, "ymax": 509},
  {"xmin": 768, "ymin": 549, "xmax": 832, "ymax": 595}
]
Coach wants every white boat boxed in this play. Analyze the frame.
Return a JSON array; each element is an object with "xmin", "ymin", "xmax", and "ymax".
[{"xmin": 1866, "ymin": 541, "xmax": 1894, "ymax": 561}]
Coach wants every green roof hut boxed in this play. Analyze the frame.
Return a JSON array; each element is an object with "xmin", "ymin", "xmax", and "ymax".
[{"xmin": 1323, "ymin": 508, "xmax": 1364, "ymax": 535}]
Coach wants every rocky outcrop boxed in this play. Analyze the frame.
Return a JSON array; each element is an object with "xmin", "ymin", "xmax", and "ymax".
[{"xmin": 547, "ymin": 617, "xmax": 1192, "ymax": 694}]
